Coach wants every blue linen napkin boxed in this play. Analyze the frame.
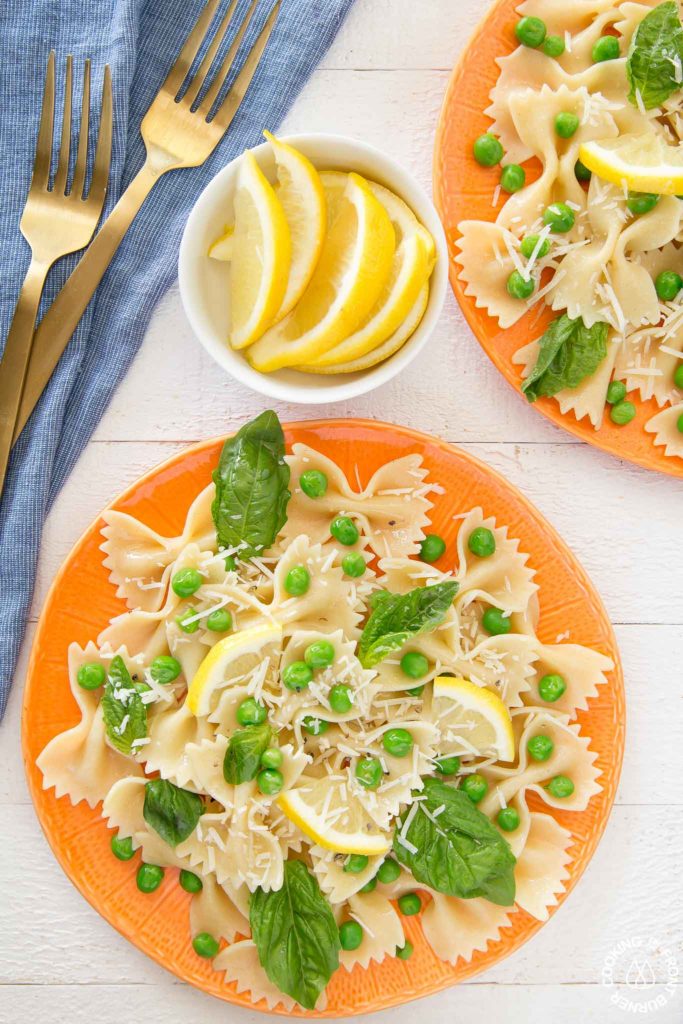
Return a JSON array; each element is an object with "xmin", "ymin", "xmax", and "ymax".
[{"xmin": 0, "ymin": 0, "xmax": 355, "ymax": 718}]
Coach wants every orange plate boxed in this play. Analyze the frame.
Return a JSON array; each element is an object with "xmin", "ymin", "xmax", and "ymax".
[
  {"xmin": 434, "ymin": 0, "xmax": 683, "ymax": 479},
  {"xmin": 23, "ymin": 419, "xmax": 625, "ymax": 1016}
]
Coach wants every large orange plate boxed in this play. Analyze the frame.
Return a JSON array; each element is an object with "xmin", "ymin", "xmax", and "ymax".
[
  {"xmin": 434, "ymin": 0, "xmax": 683, "ymax": 479},
  {"xmin": 23, "ymin": 419, "xmax": 624, "ymax": 1015}
]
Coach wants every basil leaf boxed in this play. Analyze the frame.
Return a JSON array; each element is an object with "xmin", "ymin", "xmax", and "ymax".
[
  {"xmin": 223, "ymin": 722, "xmax": 272, "ymax": 784},
  {"xmin": 358, "ymin": 580, "xmax": 458, "ymax": 668},
  {"xmin": 393, "ymin": 777, "xmax": 516, "ymax": 906},
  {"xmin": 522, "ymin": 315, "xmax": 608, "ymax": 403},
  {"xmin": 101, "ymin": 655, "xmax": 147, "ymax": 756},
  {"xmin": 250, "ymin": 860, "xmax": 340, "ymax": 1009},
  {"xmin": 627, "ymin": 1, "xmax": 683, "ymax": 110},
  {"xmin": 212, "ymin": 410, "xmax": 290, "ymax": 558},
  {"xmin": 142, "ymin": 778, "xmax": 204, "ymax": 847}
]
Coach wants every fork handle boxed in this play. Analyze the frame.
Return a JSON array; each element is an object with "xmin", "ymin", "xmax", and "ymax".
[
  {"xmin": 12, "ymin": 161, "xmax": 160, "ymax": 443},
  {"xmin": 0, "ymin": 257, "xmax": 50, "ymax": 494}
]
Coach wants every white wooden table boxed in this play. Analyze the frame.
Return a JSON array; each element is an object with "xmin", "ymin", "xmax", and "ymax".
[{"xmin": 2, "ymin": 1, "xmax": 682, "ymax": 1020}]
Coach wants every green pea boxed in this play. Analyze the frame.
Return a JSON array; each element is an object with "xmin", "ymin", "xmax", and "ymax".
[
  {"xmin": 538, "ymin": 673, "xmax": 566, "ymax": 702},
  {"xmin": 330, "ymin": 515, "xmax": 359, "ymax": 546},
  {"xmin": 674, "ymin": 364, "xmax": 683, "ymax": 390},
  {"xmin": 260, "ymin": 747, "xmax": 283, "ymax": 770},
  {"xmin": 339, "ymin": 920, "xmax": 363, "ymax": 951},
  {"xmin": 473, "ymin": 133, "xmax": 504, "ymax": 167},
  {"xmin": 677, "ymin": 414, "xmax": 683, "ymax": 434},
  {"xmin": 342, "ymin": 552, "xmax": 366, "ymax": 578},
  {"xmin": 527, "ymin": 734, "xmax": 554, "ymax": 762},
  {"xmin": 257, "ymin": 768, "xmax": 284, "ymax": 795},
  {"xmin": 285, "ymin": 565, "xmax": 311, "ymax": 596},
  {"xmin": 507, "ymin": 270, "xmax": 535, "ymax": 300},
  {"xmin": 592, "ymin": 34, "xmax": 619, "ymax": 62},
  {"xmin": 655, "ymin": 270, "xmax": 683, "ymax": 301},
  {"xmin": 555, "ymin": 111, "xmax": 579, "ymax": 139},
  {"xmin": 355, "ymin": 756, "xmax": 383, "ymax": 789},
  {"xmin": 110, "ymin": 833, "xmax": 135, "ymax": 860},
  {"xmin": 77, "ymin": 662, "xmax": 105, "ymax": 691},
  {"xmin": 434, "ymin": 755, "xmax": 461, "ymax": 776},
  {"xmin": 176, "ymin": 607, "xmax": 199, "ymax": 633},
  {"xmin": 172, "ymin": 568, "xmax": 203, "ymax": 598},
  {"xmin": 205, "ymin": 608, "xmax": 233, "ymax": 633},
  {"xmin": 396, "ymin": 941, "xmax": 414, "ymax": 960},
  {"xmin": 606, "ymin": 380, "xmax": 627, "ymax": 405},
  {"xmin": 515, "ymin": 15, "xmax": 546, "ymax": 47},
  {"xmin": 542, "ymin": 34, "xmax": 565, "ymax": 57},
  {"xmin": 468, "ymin": 526, "xmax": 496, "ymax": 558},
  {"xmin": 461, "ymin": 773, "xmax": 488, "ymax": 803},
  {"xmin": 344, "ymin": 854, "xmax": 369, "ymax": 874},
  {"xmin": 193, "ymin": 932, "xmax": 219, "ymax": 958},
  {"xmin": 398, "ymin": 892, "xmax": 422, "ymax": 916},
  {"xmin": 179, "ymin": 869, "xmax": 203, "ymax": 893},
  {"xmin": 483, "ymin": 607, "xmax": 512, "ymax": 635},
  {"xmin": 304, "ymin": 639, "xmax": 335, "ymax": 670},
  {"xmin": 400, "ymin": 651, "xmax": 429, "ymax": 679},
  {"xmin": 377, "ymin": 858, "xmax": 401, "ymax": 884},
  {"xmin": 236, "ymin": 697, "xmax": 267, "ymax": 726},
  {"xmin": 224, "ymin": 554, "xmax": 237, "ymax": 572},
  {"xmin": 137, "ymin": 863, "xmax": 164, "ymax": 893},
  {"xmin": 627, "ymin": 191, "xmax": 659, "ymax": 215},
  {"xmin": 300, "ymin": 469, "xmax": 328, "ymax": 498},
  {"xmin": 407, "ymin": 684, "xmax": 425, "ymax": 697},
  {"xmin": 497, "ymin": 807, "xmax": 520, "ymax": 832},
  {"xmin": 610, "ymin": 400, "xmax": 636, "ymax": 425},
  {"xmin": 574, "ymin": 159, "xmax": 592, "ymax": 182},
  {"xmin": 500, "ymin": 163, "xmax": 526, "ymax": 193},
  {"xmin": 419, "ymin": 533, "xmax": 446, "ymax": 563},
  {"xmin": 283, "ymin": 660, "xmax": 313, "ymax": 692},
  {"xmin": 383, "ymin": 728, "xmax": 413, "ymax": 758},
  {"xmin": 359, "ymin": 876, "xmax": 378, "ymax": 893},
  {"xmin": 547, "ymin": 774, "xmax": 575, "ymax": 798},
  {"xmin": 329, "ymin": 683, "xmax": 354, "ymax": 714},
  {"xmin": 302, "ymin": 716, "xmax": 329, "ymax": 736},
  {"xmin": 520, "ymin": 234, "xmax": 550, "ymax": 260},
  {"xmin": 543, "ymin": 202, "xmax": 575, "ymax": 233},
  {"xmin": 149, "ymin": 655, "xmax": 182, "ymax": 685}
]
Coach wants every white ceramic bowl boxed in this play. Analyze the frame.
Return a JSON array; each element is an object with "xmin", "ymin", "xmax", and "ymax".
[{"xmin": 178, "ymin": 133, "xmax": 448, "ymax": 404}]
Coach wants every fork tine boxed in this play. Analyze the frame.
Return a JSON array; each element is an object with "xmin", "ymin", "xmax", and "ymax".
[
  {"xmin": 89, "ymin": 65, "xmax": 113, "ymax": 202},
  {"xmin": 210, "ymin": 1, "xmax": 280, "ymax": 129},
  {"xmin": 184, "ymin": 0, "xmax": 239, "ymax": 108},
  {"xmin": 71, "ymin": 60, "xmax": 91, "ymax": 199},
  {"xmin": 30, "ymin": 50, "xmax": 56, "ymax": 190},
  {"xmin": 53, "ymin": 54, "xmax": 73, "ymax": 194},
  {"xmin": 197, "ymin": 0, "xmax": 261, "ymax": 119},
  {"xmin": 162, "ymin": 0, "xmax": 223, "ymax": 98}
]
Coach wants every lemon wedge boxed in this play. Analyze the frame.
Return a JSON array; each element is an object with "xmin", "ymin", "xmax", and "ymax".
[
  {"xmin": 186, "ymin": 622, "xmax": 282, "ymax": 717},
  {"xmin": 299, "ymin": 282, "xmax": 429, "ymax": 375},
  {"xmin": 278, "ymin": 775, "xmax": 391, "ymax": 855},
  {"xmin": 579, "ymin": 133, "xmax": 683, "ymax": 195},
  {"xmin": 263, "ymin": 131, "xmax": 326, "ymax": 320},
  {"xmin": 209, "ymin": 225, "xmax": 234, "ymax": 261},
  {"xmin": 432, "ymin": 675, "xmax": 515, "ymax": 763},
  {"xmin": 247, "ymin": 172, "xmax": 396, "ymax": 372},
  {"xmin": 230, "ymin": 152, "xmax": 291, "ymax": 350}
]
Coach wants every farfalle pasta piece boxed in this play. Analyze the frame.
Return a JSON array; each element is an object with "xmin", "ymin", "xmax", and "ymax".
[
  {"xmin": 645, "ymin": 403, "xmax": 683, "ymax": 458},
  {"xmin": 213, "ymin": 940, "xmax": 300, "ymax": 1012},
  {"xmin": 455, "ymin": 507, "xmax": 538, "ymax": 615},
  {"xmin": 143, "ymin": 699, "xmax": 216, "ymax": 791},
  {"xmin": 421, "ymin": 890, "xmax": 512, "ymax": 965},
  {"xmin": 280, "ymin": 443, "xmax": 434, "ymax": 559},
  {"xmin": 338, "ymin": 890, "xmax": 404, "ymax": 971},
  {"xmin": 36, "ymin": 643, "xmax": 144, "ymax": 809},
  {"xmin": 447, "ymin": 633, "xmax": 539, "ymax": 709},
  {"xmin": 513, "ymin": 810, "xmax": 573, "ymax": 921},
  {"xmin": 310, "ymin": 846, "xmax": 384, "ymax": 903},
  {"xmin": 189, "ymin": 873, "xmax": 249, "ymax": 943},
  {"xmin": 455, "ymin": 221, "xmax": 530, "ymax": 329},
  {"xmin": 529, "ymin": 640, "xmax": 614, "ymax": 715}
]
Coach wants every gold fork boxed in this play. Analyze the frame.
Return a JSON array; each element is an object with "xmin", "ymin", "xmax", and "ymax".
[
  {"xmin": 0, "ymin": 52, "xmax": 112, "ymax": 493},
  {"xmin": 13, "ymin": 0, "xmax": 281, "ymax": 443}
]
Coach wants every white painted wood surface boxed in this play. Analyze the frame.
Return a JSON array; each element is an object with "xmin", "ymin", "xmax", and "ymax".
[{"xmin": 2, "ymin": 1, "xmax": 682, "ymax": 1020}]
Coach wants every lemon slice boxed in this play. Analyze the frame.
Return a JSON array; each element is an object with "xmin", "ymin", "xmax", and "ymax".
[
  {"xmin": 209, "ymin": 225, "xmax": 234, "ymax": 261},
  {"xmin": 230, "ymin": 152, "xmax": 291, "ymax": 350},
  {"xmin": 579, "ymin": 133, "xmax": 683, "ymax": 195},
  {"xmin": 299, "ymin": 282, "xmax": 429, "ymax": 375},
  {"xmin": 247, "ymin": 173, "xmax": 396, "ymax": 372},
  {"xmin": 278, "ymin": 775, "xmax": 391, "ymax": 855},
  {"xmin": 263, "ymin": 131, "xmax": 326, "ymax": 320},
  {"xmin": 186, "ymin": 622, "xmax": 282, "ymax": 717},
  {"xmin": 432, "ymin": 675, "xmax": 515, "ymax": 762}
]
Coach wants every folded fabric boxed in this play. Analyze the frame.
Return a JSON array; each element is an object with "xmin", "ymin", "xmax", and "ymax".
[{"xmin": 0, "ymin": 0, "xmax": 355, "ymax": 718}]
